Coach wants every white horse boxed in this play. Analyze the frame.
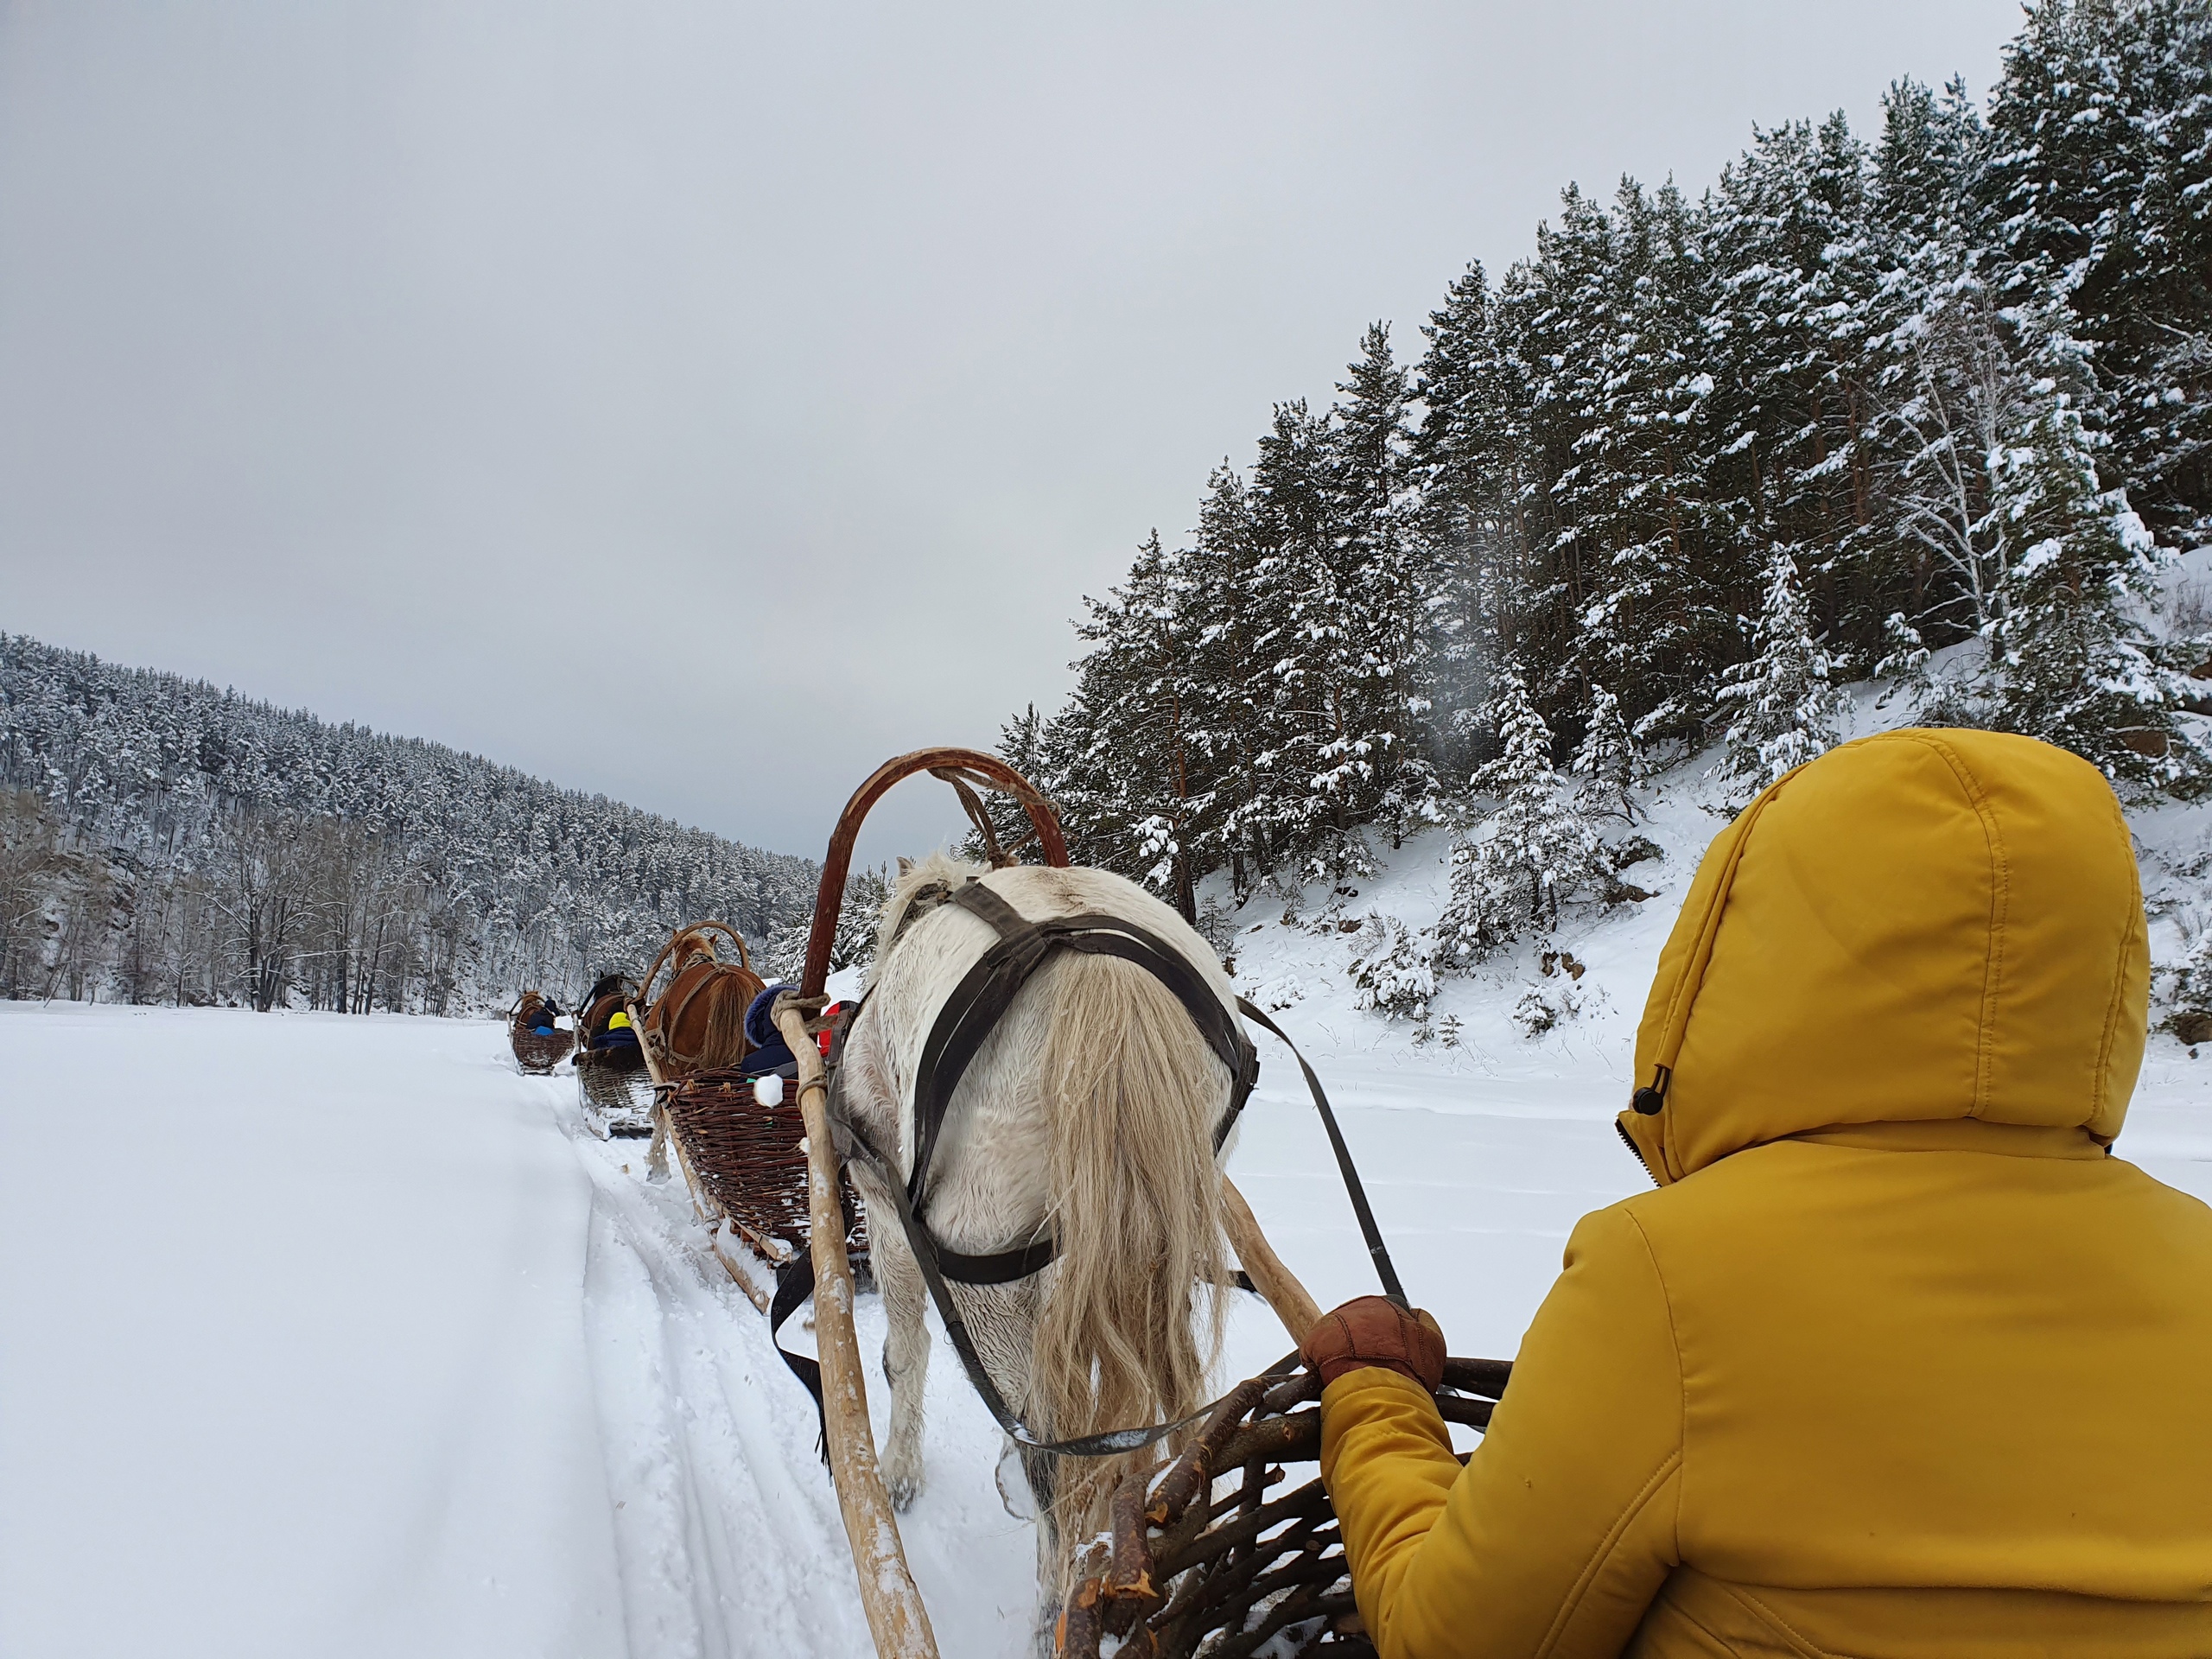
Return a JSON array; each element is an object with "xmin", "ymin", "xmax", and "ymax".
[{"xmin": 834, "ymin": 850, "xmax": 1239, "ymax": 1616}]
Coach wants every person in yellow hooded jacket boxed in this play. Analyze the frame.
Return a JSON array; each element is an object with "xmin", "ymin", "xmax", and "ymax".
[{"xmin": 1307, "ymin": 728, "xmax": 2212, "ymax": 1657}]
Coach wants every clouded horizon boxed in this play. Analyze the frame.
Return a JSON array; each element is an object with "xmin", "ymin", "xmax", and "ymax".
[{"xmin": 0, "ymin": 1, "xmax": 2023, "ymax": 863}]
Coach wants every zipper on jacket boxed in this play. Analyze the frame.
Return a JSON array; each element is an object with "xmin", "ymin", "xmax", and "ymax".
[{"xmin": 1617, "ymin": 1119, "xmax": 1660, "ymax": 1187}]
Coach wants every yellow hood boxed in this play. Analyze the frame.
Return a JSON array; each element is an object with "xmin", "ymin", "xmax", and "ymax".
[{"xmin": 1619, "ymin": 729, "xmax": 2149, "ymax": 1184}]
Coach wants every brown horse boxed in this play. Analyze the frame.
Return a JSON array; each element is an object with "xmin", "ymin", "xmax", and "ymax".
[{"xmin": 639, "ymin": 921, "xmax": 765, "ymax": 1077}]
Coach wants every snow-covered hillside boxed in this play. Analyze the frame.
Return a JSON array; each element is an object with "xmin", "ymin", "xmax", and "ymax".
[
  {"xmin": 9, "ymin": 715, "xmax": 2212, "ymax": 1656},
  {"xmin": 0, "ymin": 631, "xmax": 820, "ymax": 1014},
  {"xmin": 1220, "ymin": 671, "xmax": 2212, "ymax": 1125}
]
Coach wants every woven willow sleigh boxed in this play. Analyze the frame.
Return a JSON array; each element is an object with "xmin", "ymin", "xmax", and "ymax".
[
  {"xmin": 660, "ymin": 1065, "xmax": 868, "ymax": 1274},
  {"xmin": 507, "ymin": 998, "xmax": 575, "ymax": 1074},
  {"xmin": 1056, "ymin": 1358, "xmax": 1510, "ymax": 1659}
]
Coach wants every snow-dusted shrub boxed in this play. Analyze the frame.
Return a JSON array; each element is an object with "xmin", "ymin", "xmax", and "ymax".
[
  {"xmin": 1571, "ymin": 686, "xmax": 1641, "ymax": 821},
  {"xmin": 1346, "ymin": 914, "xmax": 1436, "ymax": 1020},
  {"xmin": 1244, "ymin": 973, "xmax": 1306, "ymax": 1012},
  {"xmin": 1511, "ymin": 982, "xmax": 1580, "ymax": 1038},
  {"xmin": 1437, "ymin": 1014, "xmax": 1463, "ymax": 1049},
  {"xmin": 2165, "ymin": 925, "xmax": 2212, "ymax": 1044},
  {"xmin": 1610, "ymin": 835, "xmax": 1662, "ymax": 871}
]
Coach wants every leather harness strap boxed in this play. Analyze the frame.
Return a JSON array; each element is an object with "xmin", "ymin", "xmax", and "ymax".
[
  {"xmin": 770, "ymin": 875, "xmax": 1406, "ymax": 1477},
  {"xmin": 906, "ymin": 882, "xmax": 1259, "ymax": 1263}
]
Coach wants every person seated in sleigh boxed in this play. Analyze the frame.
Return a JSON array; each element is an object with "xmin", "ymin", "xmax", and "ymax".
[{"xmin": 1306, "ymin": 731, "xmax": 2212, "ymax": 1659}]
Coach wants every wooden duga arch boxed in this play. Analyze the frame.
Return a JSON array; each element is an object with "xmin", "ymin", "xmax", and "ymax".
[
  {"xmin": 799, "ymin": 747, "xmax": 1069, "ymax": 997},
  {"xmin": 766, "ymin": 748, "xmax": 1064, "ymax": 1659},
  {"xmin": 639, "ymin": 918, "xmax": 755, "ymax": 1004}
]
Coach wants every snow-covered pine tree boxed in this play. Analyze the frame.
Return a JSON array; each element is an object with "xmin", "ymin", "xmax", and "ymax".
[
  {"xmin": 1872, "ymin": 612, "xmax": 1936, "ymax": 710},
  {"xmin": 1435, "ymin": 665, "xmax": 1609, "ymax": 962},
  {"xmin": 963, "ymin": 702, "xmax": 1058, "ymax": 865},
  {"xmin": 1497, "ymin": 191, "xmax": 1612, "ymax": 726},
  {"xmin": 1228, "ymin": 329, "xmax": 1440, "ymax": 881},
  {"xmin": 1551, "ymin": 180, "xmax": 1733, "ymax": 747},
  {"xmin": 1571, "ymin": 685, "xmax": 1641, "ymax": 819},
  {"xmin": 764, "ymin": 862, "xmax": 888, "ymax": 980},
  {"xmin": 1713, "ymin": 546, "xmax": 1845, "ymax": 806},
  {"xmin": 1239, "ymin": 400, "xmax": 1332, "ymax": 879},
  {"xmin": 1414, "ymin": 261, "xmax": 1546, "ymax": 779},
  {"xmin": 1045, "ymin": 531, "xmax": 1209, "ymax": 916},
  {"xmin": 1324, "ymin": 323, "xmax": 1442, "ymax": 849},
  {"xmin": 1180, "ymin": 465, "xmax": 1267, "ymax": 894},
  {"xmin": 1704, "ymin": 115, "xmax": 1887, "ymax": 669},
  {"xmin": 1986, "ymin": 342, "xmax": 2196, "ymax": 787},
  {"xmin": 1982, "ymin": 0, "xmax": 2212, "ymax": 542}
]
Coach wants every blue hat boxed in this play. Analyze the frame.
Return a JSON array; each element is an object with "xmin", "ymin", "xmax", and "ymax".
[{"xmin": 745, "ymin": 982, "xmax": 796, "ymax": 1050}]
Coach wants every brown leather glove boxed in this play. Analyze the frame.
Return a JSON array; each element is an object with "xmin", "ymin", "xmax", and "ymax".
[{"xmin": 1300, "ymin": 1295, "xmax": 1446, "ymax": 1389}]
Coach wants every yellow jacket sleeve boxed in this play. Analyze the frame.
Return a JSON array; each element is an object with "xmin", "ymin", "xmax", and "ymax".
[{"xmin": 1319, "ymin": 1205, "xmax": 1685, "ymax": 1659}]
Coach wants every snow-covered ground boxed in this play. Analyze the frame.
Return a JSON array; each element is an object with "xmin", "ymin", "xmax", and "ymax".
[{"xmin": 9, "ymin": 728, "xmax": 2212, "ymax": 1656}]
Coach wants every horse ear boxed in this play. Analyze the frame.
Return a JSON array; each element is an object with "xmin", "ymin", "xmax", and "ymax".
[{"xmin": 897, "ymin": 855, "xmax": 913, "ymax": 876}]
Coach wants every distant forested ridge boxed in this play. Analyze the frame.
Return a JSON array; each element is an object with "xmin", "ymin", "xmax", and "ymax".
[
  {"xmin": 0, "ymin": 633, "xmax": 818, "ymax": 1011},
  {"xmin": 1000, "ymin": 0, "xmax": 2212, "ymax": 948}
]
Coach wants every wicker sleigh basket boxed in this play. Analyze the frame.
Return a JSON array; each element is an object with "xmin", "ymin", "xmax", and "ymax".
[
  {"xmin": 664, "ymin": 1066, "xmax": 868, "ymax": 1269},
  {"xmin": 1056, "ymin": 1357, "xmax": 1510, "ymax": 1659},
  {"xmin": 509, "ymin": 1015, "xmax": 575, "ymax": 1074},
  {"xmin": 511, "ymin": 1027, "xmax": 575, "ymax": 1073}
]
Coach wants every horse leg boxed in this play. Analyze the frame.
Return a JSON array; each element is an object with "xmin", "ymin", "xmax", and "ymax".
[
  {"xmin": 950, "ymin": 1278, "xmax": 1062, "ymax": 1637},
  {"xmin": 868, "ymin": 1189, "xmax": 931, "ymax": 1510}
]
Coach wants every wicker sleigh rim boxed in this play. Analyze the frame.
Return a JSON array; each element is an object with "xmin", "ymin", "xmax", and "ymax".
[{"xmin": 1056, "ymin": 1357, "xmax": 1510, "ymax": 1659}]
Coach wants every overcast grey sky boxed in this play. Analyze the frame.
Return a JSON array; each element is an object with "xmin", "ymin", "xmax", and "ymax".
[{"xmin": 0, "ymin": 1, "xmax": 2024, "ymax": 861}]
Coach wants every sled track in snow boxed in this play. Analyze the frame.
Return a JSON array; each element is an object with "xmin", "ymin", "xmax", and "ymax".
[{"xmin": 543, "ymin": 1081, "xmax": 1040, "ymax": 1658}]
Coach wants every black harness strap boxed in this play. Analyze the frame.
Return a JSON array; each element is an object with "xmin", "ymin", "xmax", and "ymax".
[
  {"xmin": 908, "ymin": 883, "xmax": 1258, "ymax": 1231},
  {"xmin": 768, "ymin": 876, "xmax": 1407, "ymax": 1481}
]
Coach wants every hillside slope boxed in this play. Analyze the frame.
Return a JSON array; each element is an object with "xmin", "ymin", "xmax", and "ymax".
[
  {"xmin": 1212, "ymin": 670, "xmax": 2212, "ymax": 1159},
  {"xmin": 0, "ymin": 632, "xmax": 817, "ymax": 1012}
]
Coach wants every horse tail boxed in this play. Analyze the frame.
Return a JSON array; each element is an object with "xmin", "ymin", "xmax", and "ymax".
[
  {"xmin": 696, "ymin": 968, "xmax": 760, "ymax": 1071},
  {"xmin": 1031, "ymin": 950, "xmax": 1229, "ymax": 1573}
]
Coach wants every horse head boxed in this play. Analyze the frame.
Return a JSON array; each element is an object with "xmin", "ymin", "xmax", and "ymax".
[
  {"xmin": 670, "ymin": 926, "xmax": 720, "ymax": 974},
  {"xmin": 876, "ymin": 849, "xmax": 984, "ymax": 969}
]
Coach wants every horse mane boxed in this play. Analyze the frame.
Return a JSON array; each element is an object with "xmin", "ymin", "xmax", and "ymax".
[{"xmin": 874, "ymin": 849, "xmax": 986, "ymax": 973}]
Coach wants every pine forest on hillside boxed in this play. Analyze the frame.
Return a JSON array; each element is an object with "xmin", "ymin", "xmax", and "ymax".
[
  {"xmin": 5, "ymin": 0, "xmax": 2207, "ymax": 1022},
  {"xmin": 993, "ymin": 0, "xmax": 2212, "ymax": 988},
  {"xmin": 0, "ymin": 634, "xmax": 818, "ymax": 1011}
]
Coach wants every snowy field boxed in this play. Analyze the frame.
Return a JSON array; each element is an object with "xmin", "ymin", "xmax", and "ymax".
[{"xmin": 8, "ymin": 882, "xmax": 2212, "ymax": 1657}]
